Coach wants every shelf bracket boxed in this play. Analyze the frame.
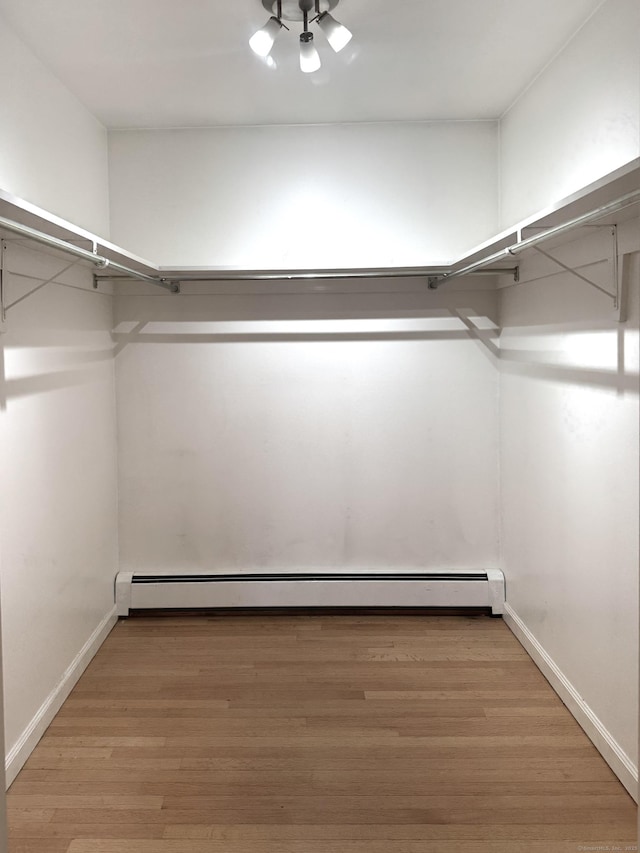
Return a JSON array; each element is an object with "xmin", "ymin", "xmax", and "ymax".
[
  {"xmin": 0, "ymin": 240, "xmax": 6, "ymax": 334},
  {"xmin": 8, "ymin": 262, "xmax": 80, "ymax": 312},
  {"xmin": 614, "ymin": 244, "xmax": 629, "ymax": 324},
  {"xmin": 532, "ymin": 225, "xmax": 619, "ymax": 304}
]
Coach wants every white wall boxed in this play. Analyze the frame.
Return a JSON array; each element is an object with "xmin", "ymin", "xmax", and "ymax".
[
  {"xmin": 0, "ymin": 241, "xmax": 119, "ymax": 783},
  {"xmin": 0, "ymin": 577, "xmax": 7, "ymax": 843},
  {"xmin": 115, "ymin": 281, "xmax": 500, "ymax": 574},
  {"xmin": 499, "ymin": 219, "xmax": 639, "ymax": 795},
  {"xmin": 0, "ymin": 0, "xmax": 637, "ymax": 808},
  {"xmin": 499, "ymin": 0, "xmax": 640, "ymax": 228},
  {"xmin": 0, "ymin": 11, "xmax": 110, "ymax": 237},
  {"xmin": 108, "ymin": 122, "xmax": 498, "ymax": 268}
]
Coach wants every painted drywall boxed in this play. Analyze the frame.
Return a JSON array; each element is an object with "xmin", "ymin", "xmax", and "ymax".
[
  {"xmin": 114, "ymin": 281, "xmax": 500, "ymax": 574},
  {"xmin": 108, "ymin": 122, "xmax": 498, "ymax": 268},
  {"xmin": 499, "ymin": 219, "xmax": 639, "ymax": 785},
  {"xmin": 0, "ymin": 579, "xmax": 7, "ymax": 842},
  {"xmin": 500, "ymin": 0, "xmax": 640, "ymax": 229},
  {"xmin": 0, "ymin": 11, "xmax": 110, "ymax": 237},
  {"xmin": 0, "ymin": 241, "xmax": 119, "ymax": 778}
]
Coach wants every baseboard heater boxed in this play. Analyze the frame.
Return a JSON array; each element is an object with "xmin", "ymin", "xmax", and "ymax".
[{"xmin": 115, "ymin": 570, "xmax": 505, "ymax": 616}]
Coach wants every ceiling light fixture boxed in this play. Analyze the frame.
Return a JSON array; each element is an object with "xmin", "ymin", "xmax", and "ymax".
[
  {"xmin": 249, "ymin": 1, "xmax": 288, "ymax": 57},
  {"xmin": 299, "ymin": 9, "xmax": 321, "ymax": 73},
  {"xmin": 315, "ymin": 11, "xmax": 352, "ymax": 53},
  {"xmin": 250, "ymin": 0, "xmax": 353, "ymax": 73}
]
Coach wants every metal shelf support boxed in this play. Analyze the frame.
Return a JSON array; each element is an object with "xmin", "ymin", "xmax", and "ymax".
[
  {"xmin": 0, "ymin": 215, "xmax": 180, "ymax": 294},
  {"xmin": 0, "ymin": 241, "xmax": 6, "ymax": 334},
  {"xmin": 427, "ymin": 189, "xmax": 640, "ymax": 291}
]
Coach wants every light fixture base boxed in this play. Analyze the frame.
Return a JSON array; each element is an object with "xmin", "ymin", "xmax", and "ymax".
[{"xmin": 262, "ymin": 0, "xmax": 339, "ymax": 23}]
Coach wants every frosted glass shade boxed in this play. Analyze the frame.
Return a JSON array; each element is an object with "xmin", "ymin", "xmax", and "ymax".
[
  {"xmin": 300, "ymin": 37, "xmax": 321, "ymax": 73},
  {"xmin": 249, "ymin": 16, "xmax": 283, "ymax": 57},
  {"xmin": 317, "ymin": 12, "xmax": 352, "ymax": 53}
]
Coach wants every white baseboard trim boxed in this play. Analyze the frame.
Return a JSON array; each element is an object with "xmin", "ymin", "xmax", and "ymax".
[
  {"xmin": 503, "ymin": 603, "xmax": 638, "ymax": 802},
  {"xmin": 5, "ymin": 606, "xmax": 118, "ymax": 788}
]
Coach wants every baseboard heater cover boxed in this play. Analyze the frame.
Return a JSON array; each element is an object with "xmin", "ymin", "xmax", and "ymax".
[{"xmin": 115, "ymin": 570, "xmax": 505, "ymax": 616}]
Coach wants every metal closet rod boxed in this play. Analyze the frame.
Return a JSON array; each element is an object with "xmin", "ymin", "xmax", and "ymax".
[
  {"xmin": 151, "ymin": 267, "xmax": 507, "ymax": 282},
  {"xmin": 0, "ymin": 215, "xmax": 178, "ymax": 292},
  {"xmin": 1, "ymin": 187, "xmax": 639, "ymax": 289},
  {"xmin": 427, "ymin": 188, "xmax": 640, "ymax": 289}
]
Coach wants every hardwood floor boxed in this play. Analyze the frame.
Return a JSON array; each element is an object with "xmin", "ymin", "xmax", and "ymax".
[{"xmin": 7, "ymin": 611, "xmax": 638, "ymax": 852}]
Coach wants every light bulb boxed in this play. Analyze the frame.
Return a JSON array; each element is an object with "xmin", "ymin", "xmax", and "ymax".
[
  {"xmin": 300, "ymin": 33, "xmax": 321, "ymax": 73},
  {"xmin": 316, "ymin": 11, "xmax": 352, "ymax": 53},
  {"xmin": 249, "ymin": 16, "xmax": 283, "ymax": 57}
]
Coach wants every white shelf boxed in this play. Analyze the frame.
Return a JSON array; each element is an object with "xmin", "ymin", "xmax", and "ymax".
[{"xmin": 0, "ymin": 159, "xmax": 637, "ymax": 284}]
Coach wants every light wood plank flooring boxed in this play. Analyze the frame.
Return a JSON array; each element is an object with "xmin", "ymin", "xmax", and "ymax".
[{"xmin": 7, "ymin": 611, "xmax": 638, "ymax": 852}]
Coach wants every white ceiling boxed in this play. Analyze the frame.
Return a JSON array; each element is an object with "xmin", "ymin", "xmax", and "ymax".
[{"xmin": 0, "ymin": 0, "xmax": 604, "ymax": 128}]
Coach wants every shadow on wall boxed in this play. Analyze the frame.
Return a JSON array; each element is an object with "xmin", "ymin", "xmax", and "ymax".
[
  {"xmin": 110, "ymin": 307, "xmax": 639, "ymax": 397},
  {"xmin": 499, "ymin": 349, "xmax": 637, "ymax": 394},
  {"xmin": 497, "ymin": 334, "xmax": 637, "ymax": 394},
  {"xmin": 111, "ymin": 320, "xmax": 496, "ymax": 352},
  {"xmin": 0, "ymin": 343, "xmax": 4, "ymax": 410},
  {"xmin": 0, "ymin": 260, "xmax": 638, "ymax": 402},
  {"xmin": 496, "ymin": 250, "xmax": 639, "ymax": 397},
  {"xmin": 0, "ymin": 244, "xmax": 115, "ymax": 406},
  {"xmin": 0, "ymin": 352, "xmax": 113, "ymax": 404},
  {"xmin": 109, "ymin": 279, "xmax": 504, "ymax": 363}
]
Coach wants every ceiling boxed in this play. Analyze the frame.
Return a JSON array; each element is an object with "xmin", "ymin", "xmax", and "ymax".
[{"xmin": 0, "ymin": 0, "xmax": 604, "ymax": 128}]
